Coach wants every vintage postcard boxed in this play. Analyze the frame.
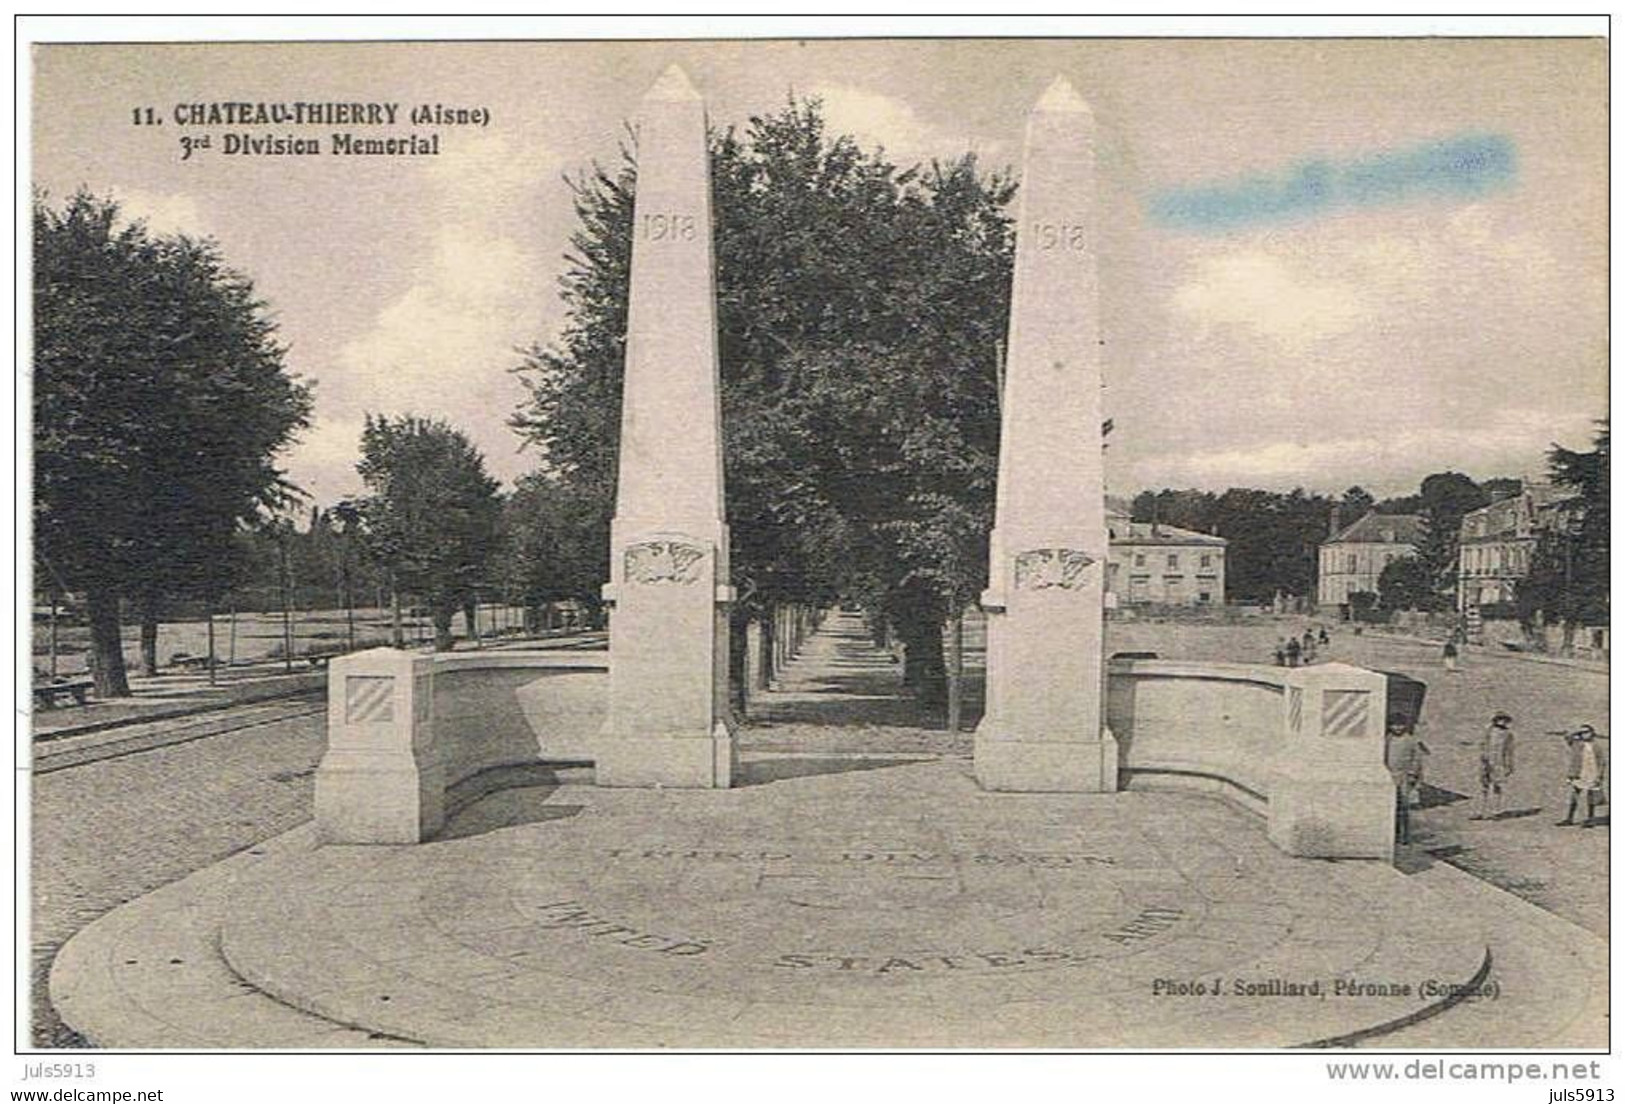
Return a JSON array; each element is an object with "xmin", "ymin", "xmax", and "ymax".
[{"xmin": 20, "ymin": 21, "xmax": 1610, "ymax": 1086}]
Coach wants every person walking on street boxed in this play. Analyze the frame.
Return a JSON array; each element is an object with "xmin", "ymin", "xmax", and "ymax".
[
  {"xmin": 1385, "ymin": 718, "xmax": 1429, "ymax": 844},
  {"xmin": 1285, "ymin": 636, "xmax": 1302, "ymax": 667},
  {"xmin": 1318, "ymin": 626, "xmax": 1329, "ymax": 647},
  {"xmin": 1442, "ymin": 638, "xmax": 1460, "ymax": 673},
  {"xmin": 1468, "ymin": 712, "xmax": 1515, "ymax": 820},
  {"xmin": 1301, "ymin": 630, "xmax": 1317, "ymax": 664},
  {"xmin": 1557, "ymin": 724, "xmax": 1608, "ymax": 828},
  {"xmin": 1273, "ymin": 637, "xmax": 1287, "ymax": 666}
]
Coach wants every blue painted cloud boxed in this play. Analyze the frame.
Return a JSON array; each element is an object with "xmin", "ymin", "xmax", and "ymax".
[{"xmin": 1148, "ymin": 133, "xmax": 1516, "ymax": 233}]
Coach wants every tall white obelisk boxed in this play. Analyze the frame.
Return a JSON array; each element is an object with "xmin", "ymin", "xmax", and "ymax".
[
  {"xmin": 974, "ymin": 76, "xmax": 1117, "ymax": 793},
  {"xmin": 598, "ymin": 65, "xmax": 735, "ymax": 788}
]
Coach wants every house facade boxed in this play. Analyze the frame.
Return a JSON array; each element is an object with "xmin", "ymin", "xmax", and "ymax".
[
  {"xmin": 1317, "ymin": 512, "xmax": 1424, "ymax": 612},
  {"xmin": 1105, "ymin": 502, "xmax": 1227, "ymax": 606},
  {"xmin": 1457, "ymin": 484, "xmax": 1579, "ymax": 612}
]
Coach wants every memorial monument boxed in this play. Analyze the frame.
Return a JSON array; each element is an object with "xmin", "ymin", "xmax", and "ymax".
[
  {"xmin": 597, "ymin": 64, "xmax": 736, "ymax": 788},
  {"xmin": 975, "ymin": 77, "xmax": 1117, "ymax": 792}
]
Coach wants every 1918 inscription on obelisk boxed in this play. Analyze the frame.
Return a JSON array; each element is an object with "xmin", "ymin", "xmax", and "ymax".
[
  {"xmin": 974, "ymin": 77, "xmax": 1117, "ymax": 793},
  {"xmin": 598, "ymin": 64, "xmax": 735, "ymax": 788}
]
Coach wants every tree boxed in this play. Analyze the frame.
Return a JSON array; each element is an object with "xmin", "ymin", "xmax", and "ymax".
[
  {"xmin": 1339, "ymin": 485, "xmax": 1375, "ymax": 520},
  {"xmin": 355, "ymin": 415, "xmax": 503, "ymax": 651},
  {"xmin": 504, "ymin": 471, "xmax": 611, "ymax": 626},
  {"xmin": 1519, "ymin": 422, "xmax": 1608, "ymax": 647},
  {"xmin": 33, "ymin": 190, "xmax": 312, "ymax": 695},
  {"xmin": 1348, "ymin": 590, "xmax": 1382, "ymax": 624},
  {"xmin": 1378, "ymin": 554, "xmax": 1439, "ymax": 612},
  {"xmin": 1414, "ymin": 471, "xmax": 1488, "ymax": 608},
  {"xmin": 512, "ymin": 98, "xmax": 1015, "ymax": 707}
]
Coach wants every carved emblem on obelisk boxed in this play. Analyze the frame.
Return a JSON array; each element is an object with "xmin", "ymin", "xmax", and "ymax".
[
  {"xmin": 624, "ymin": 540, "xmax": 705, "ymax": 585},
  {"xmin": 1013, "ymin": 548, "xmax": 1096, "ymax": 590}
]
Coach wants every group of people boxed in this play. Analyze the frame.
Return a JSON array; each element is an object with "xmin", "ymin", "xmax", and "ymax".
[
  {"xmin": 1384, "ymin": 711, "xmax": 1608, "ymax": 845},
  {"xmin": 1273, "ymin": 625, "xmax": 1329, "ymax": 667}
]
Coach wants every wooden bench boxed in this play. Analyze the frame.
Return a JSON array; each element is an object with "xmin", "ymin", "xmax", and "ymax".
[{"xmin": 33, "ymin": 679, "xmax": 93, "ymax": 708}]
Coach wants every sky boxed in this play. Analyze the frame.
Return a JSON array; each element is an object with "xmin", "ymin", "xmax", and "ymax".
[{"xmin": 30, "ymin": 36, "xmax": 1608, "ymax": 508}]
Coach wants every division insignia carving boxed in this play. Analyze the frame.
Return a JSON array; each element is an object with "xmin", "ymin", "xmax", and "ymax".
[
  {"xmin": 1013, "ymin": 548, "xmax": 1096, "ymax": 590},
  {"xmin": 624, "ymin": 540, "xmax": 706, "ymax": 585}
]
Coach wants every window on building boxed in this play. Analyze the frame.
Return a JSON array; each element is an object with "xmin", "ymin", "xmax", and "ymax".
[
  {"xmin": 1198, "ymin": 591, "xmax": 1211, "ymax": 603},
  {"xmin": 1346, "ymin": 554, "xmax": 1357, "ymax": 573},
  {"xmin": 1166, "ymin": 553, "xmax": 1179, "ymax": 568},
  {"xmin": 1134, "ymin": 553, "xmax": 1145, "ymax": 567},
  {"xmin": 1200, "ymin": 553, "xmax": 1212, "ymax": 568}
]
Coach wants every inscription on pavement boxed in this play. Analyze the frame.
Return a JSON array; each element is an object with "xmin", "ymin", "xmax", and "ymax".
[
  {"xmin": 531, "ymin": 900, "xmax": 711, "ymax": 956},
  {"xmin": 603, "ymin": 848, "xmax": 1117, "ymax": 867},
  {"xmin": 523, "ymin": 897, "xmax": 1189, "ymax": 977}
]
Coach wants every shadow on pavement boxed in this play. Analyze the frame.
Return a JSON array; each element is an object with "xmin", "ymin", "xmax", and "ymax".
[
  {"xmin": 1415, "ymin": 782, "xmax": 1469, "ymax": 808},
  {"xmin": 736, "ymin": 756, "xmax": 924, "ymax": 788}
]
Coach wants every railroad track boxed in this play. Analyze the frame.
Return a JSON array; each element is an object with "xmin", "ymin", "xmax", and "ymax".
[{"xmin": 31, "ymin": 694, "xmax": 326, "ymax": 774}]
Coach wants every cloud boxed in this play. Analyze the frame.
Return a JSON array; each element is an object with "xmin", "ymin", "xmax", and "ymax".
[
  {"xmin": 425, "ymin": 131, "xmax": 541, "ymax": 214},
  {"xmin": 1122, "ymin": 406, "xmax": 1600, "ymax": 496},
  {"xmin": 296, "ymin": 129, "xmax": 563, "ymax": 492},
  {"xmin": 325, "ymin": 220, "xmax": 540, "ymax": 484},
  {"xmin": 1113, "ymin": 197, "xmax": 1604, "ymax": 497},
  {"xmin": 109, "ymin": 188, "xmax": 211, "ymax": 238},
  {"xmin": 803, "ymin": 82, "xmax": 1004, "ymax": 166},
  {"xmin": 1171, "ymin": 250, "xmax": 1368, "ymax": 355}
]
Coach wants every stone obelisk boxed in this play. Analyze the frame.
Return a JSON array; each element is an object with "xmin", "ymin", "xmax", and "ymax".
[
  {"xmin": 974, "ymin": 76, "xmax": 1116, "ymax": 793},
  {"xmin": 598, "ymin": 64, "xmax": 735, "ymax": 788}
]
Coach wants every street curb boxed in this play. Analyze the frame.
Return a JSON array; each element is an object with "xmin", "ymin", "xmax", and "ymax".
[
  {"xmin": 1365, "ymin": 629, "xmax": 1607, "ymax": 674},
  {"xmin": 31, "ymin": 677, "xmax": 326, "ymax": 744}
]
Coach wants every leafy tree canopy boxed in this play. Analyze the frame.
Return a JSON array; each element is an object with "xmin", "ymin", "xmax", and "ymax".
[
  {"xmin": 355, "ymin": 414, "xmax": 503, "ymax": 650},
  {"xmin": 33, "ymin": 189, "xmax": 312, "ymax": 693},
  {"xmin": 1378, "ymin": 554, "xmax": 1441, "ymax": 613},
  {"xmin": 511, "ymin": 98, "xmax": 1016, "ymax": 692}
]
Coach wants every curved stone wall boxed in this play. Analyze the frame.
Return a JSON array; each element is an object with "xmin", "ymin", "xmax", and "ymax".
[
  {"xmin": 1108, "ymin": 658, "xmax": 1395, "ymax": 859},
  {"xmin": 1108, "ymin": 660, "xmax": 1289, "ymax": 813},
  {"xmin": 316, "ymin": 647, "xmax": 1393, "ymax": 860},
  {"xmin": 315, "ymin": 648, "xmax": 605, "ymax": 844},
  {"xmin": 429, "ymin": 652, "xmax": 605, "ymax": 784}
]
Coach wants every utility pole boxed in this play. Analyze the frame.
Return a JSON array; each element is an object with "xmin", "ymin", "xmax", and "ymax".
[
  {"xmin": 279, "ymin": 525, "xmax": 294, "ymax": 673},
  {"xmin": 48, "ymin": 588, "xmax": 59, "ymax": 680},
  {"xmin": 390, "ymin": 569, "xmax": 403, "ymax": 647},
  {"xmin": 206, "ymin": 601, "xmax": 217, "ymax": 686},
  {"xmin": 341, "ymin": 535, "xmax": 355, "ymax": 652},
  {"xmin": 946, "ymin": 599, "xmax": 965, "ymax": 733}
]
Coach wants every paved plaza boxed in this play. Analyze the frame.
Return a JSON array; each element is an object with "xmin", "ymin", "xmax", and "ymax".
[{"xmin": 47, "ymin": 613, "xmax": 1606, "ymax": 1049}]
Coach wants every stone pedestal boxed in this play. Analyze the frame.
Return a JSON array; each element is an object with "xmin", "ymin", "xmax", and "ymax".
[
  {"xmin": 975, "ymin": 77, "xmax": 1116, "ymax": 793},
  {"xmin": 314, "ymin": 648, "xmax": 442, "ymax": 843},
  {"xmin": 1269, "ymin": 663, "xmax": 1395, "ymax": 859},
  {"xmin": 597, "ymin": 65, "xmax": 735, "ymax": 789}
]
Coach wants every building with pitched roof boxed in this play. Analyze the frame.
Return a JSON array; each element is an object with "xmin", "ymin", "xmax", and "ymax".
[
  {"xmin": 1317, "ymin": 511, "xmax": 1425, "ymax": 613},
  {"xmin": 1106, "ymin": 499, "xmax": 1228, "ymax": 606},
  {"xmin": 1457, "ymin": 483, "xmax": 1581, "ymax": 612}
]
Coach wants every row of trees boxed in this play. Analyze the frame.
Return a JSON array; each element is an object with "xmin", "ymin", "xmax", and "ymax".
[
  {"xmin": 34, "ymin": 191, "xmax": 313, "ymax": 696},
  {"xmin": 1129, "ymin": 468, "xmax": 1562, "ymax": 614},
  {"xmin": 511, "ymin": 98, "xmax": 1017, "ymax": 702},
  {"xmin": 38, "ymin": 110, "xmax": 1606, "ymax": 697},
  {"xmin": 32, "ymin": 191, "xmax": 561, "ymax": 694}
]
